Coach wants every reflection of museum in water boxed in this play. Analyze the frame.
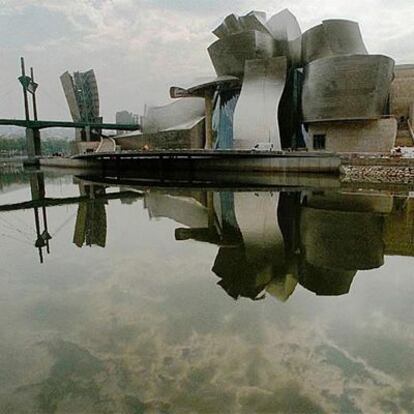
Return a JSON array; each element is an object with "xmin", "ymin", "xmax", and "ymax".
[{"xmin": 71, "ymin": 180, "xmax": 414, "ymax": 301}]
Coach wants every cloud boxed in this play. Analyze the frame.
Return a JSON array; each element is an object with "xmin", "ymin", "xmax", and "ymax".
[{"xmin": 1, "ymin": 0, "xmax": 414, "ymax": 122}]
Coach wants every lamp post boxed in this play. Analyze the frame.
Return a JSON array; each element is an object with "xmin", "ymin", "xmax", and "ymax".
[
  {"xmin": 19, "ymin": 57, "xmax": 30, "ymax": 121},
  {"xmin": 30, "ymin": 67, "xmax": 38, "ymax": 121}
]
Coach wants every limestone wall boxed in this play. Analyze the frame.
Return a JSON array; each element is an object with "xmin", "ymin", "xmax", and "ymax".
[
  {"xmin": 390, "ymin": 65, "xmax": 414, "ymax": 120},
  {"xmin": 307, "ymin": 118, "xmax": 397, "ymax": 153}
]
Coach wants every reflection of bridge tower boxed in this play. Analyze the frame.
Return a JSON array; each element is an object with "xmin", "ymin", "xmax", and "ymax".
[
  {"xmin": 60, "ymin": 69, "xmax": 102, "ymax": 146},
  {"xmin": 73, "ymin": 185, "xmax": 107, "ymax": 248}
]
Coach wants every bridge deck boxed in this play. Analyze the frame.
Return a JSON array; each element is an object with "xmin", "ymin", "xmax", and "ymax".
[{"xmin": 0, "ymin": 118, "xmax": 140, "ymax": 131}]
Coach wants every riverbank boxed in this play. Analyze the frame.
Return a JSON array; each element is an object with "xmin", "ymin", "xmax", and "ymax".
[
  {"xmin": 342, "ymin": 165, "xmax": 414, "ymax": 182},
  {"xmin": 13, "ymin": 151, "xmax": 414, "ymax": 187},
  {"xmin": 341, "ymin": 154, "xmax": 414, "ymax": 184}
]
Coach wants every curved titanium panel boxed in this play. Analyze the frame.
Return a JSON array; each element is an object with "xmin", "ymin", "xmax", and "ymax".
[
  {"xmin": 208, "ymin": 30, "xmax": 275, "ymax": 77},
  {"xmin": 170, "ymin": 75, "xmax": 240, "ymax": 98},
  {"xmin": 213, "ymin": 11, "xmax": 269, "ymax": 39},
  {"xmin": 302, "ymin": 55, "xmax": 395, "ymax": 122},
  {"xmin": 239, "ymin": 11, "xmax": 271, "ymax": 35},
  {"xmin": 267, "ymin": 9, "xmax": 302, "ymax": 64},
  {"xmin": 213, "ymin": 10, "xmax": 270, "ymax": 39},
  {"xmin": 267, "ymin": 8, "xmax": 301, "ymax": 42},
  {"xmin": 212, "ymin": 14, "xmax": 241, "ymax": 38},
  {"xmin": 223, "ymin": 13, "xmax": 242, "ymax": 35},
  {"xmin": 143, "ymin": 98, "xmax": 205, "ymax": 134},
  {"xmin": 390, "ymin": 64, "xmax": 414, "ymax": 119},
  {"xmin": 302, "ymin": 19, "xmax": 368, "ymax": 65},
  {"xmin": 233, "ymin": 57, "xmax": 287, "ymax": 150},
  {"xmin": 212, "ymin": 22, "xmax": 229, "ymax": 39}
]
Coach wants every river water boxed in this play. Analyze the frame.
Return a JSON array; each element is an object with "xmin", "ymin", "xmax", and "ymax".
[{"xmin": 0, "ymin": 169, "xmax": 413, "ymax": 414}]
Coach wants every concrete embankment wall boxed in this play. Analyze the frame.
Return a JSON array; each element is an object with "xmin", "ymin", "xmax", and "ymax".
[
  {"xmin": 90, "ymin": 154, "xmax": 340, "ymax": 174},
  {"xmin": 341, "ymin": 155, "xmax": 414, "ymax": 184},
  {"xmin": 39, "ymin": 152, "xmax": 341, "ymax": 175}
]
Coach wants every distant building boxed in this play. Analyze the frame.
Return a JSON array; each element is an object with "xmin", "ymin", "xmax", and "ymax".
[
  {"xmin": 60, "ymin": 69, "xmax": 102, "ymax": 146},
  {"xmin": 115, "ymin": 111, "xmax": 140, "ymax": 135}
]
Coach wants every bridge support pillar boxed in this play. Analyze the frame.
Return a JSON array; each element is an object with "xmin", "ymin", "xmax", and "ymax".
[{"xmin": 25, "ymin": 127, "xmax": 41, "ymax": 165}]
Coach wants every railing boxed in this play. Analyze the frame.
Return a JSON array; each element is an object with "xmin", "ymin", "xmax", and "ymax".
[{"xmin": 0, "ymin": 118, "xmax": 140, "ymax": 131}]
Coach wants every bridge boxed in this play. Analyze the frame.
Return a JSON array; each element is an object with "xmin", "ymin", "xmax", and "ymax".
[
  {"xmin": 0, "ymin": 118, "xmax": 140, "ymax": 131},
  {"xmin": 0, "ymin": 118, "xmax": 140, "ymax": 166},
  {"xmin": 0, "ymin": 57, "xmax": 141, "ymax": 164},
  {"xmin": 0, "ymin": 116, "xmax": 140, "ymax": 165}
]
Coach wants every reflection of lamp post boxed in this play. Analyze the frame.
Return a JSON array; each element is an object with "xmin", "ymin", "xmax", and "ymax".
[
  {"xmin": 30, "ymin": 173, "xmax": 52, "ymax": 264},
  {"xmin": 41, "ymin": 206, "xmax": 52, "ymax": 254},
  {"xmin": 33, "ymin": 207, "xmax": 44, "ymax": 264}
]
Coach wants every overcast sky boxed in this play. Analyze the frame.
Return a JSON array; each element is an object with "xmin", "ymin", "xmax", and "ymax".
[{"xmin": 1, "ymin": 0, "xmax": 414, "ymax": 123}]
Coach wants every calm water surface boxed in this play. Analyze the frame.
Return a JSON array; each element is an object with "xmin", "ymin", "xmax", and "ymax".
[{"xmin": 0, "ymin": 169, "xmax": 413, "ymax": 414}]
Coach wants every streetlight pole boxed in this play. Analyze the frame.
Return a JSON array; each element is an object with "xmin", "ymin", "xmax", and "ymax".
[
  {"xmin": 30, "ymin": 67, "xmax": 38, "ymax": 121},
  {"xmin": 20, "ymin": 57, "xmax": 30, "ymax": 121}
]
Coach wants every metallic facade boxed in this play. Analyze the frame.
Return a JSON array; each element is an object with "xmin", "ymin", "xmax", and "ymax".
[
  {"xmin": 301, "ymin": 19, "xmax": 368, "ymax": 65},
  {"xmin": 233, "ymin": 57, "xmax": 287, "ymax": 150},
  {"xmin": 208, "ymin": 30, "xmax": 276, "ymax": 78},
  {"xmin": 207, "ymin": 9, "xmax": 306, "ymax": 150},
  {"xmin": 142, "ymin": 98, "xmax": 205, "ymax": 134},
  {"xmin": 168, "ymin": 9, "xmax": 401, "ymax": 153},
  {"xmin": 302, "ymin": 55, "xmax": 395, "ymax": 122},
  {"xmin": 114, "ymin": 98, "xmax": 206, "ymax": 151}
]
